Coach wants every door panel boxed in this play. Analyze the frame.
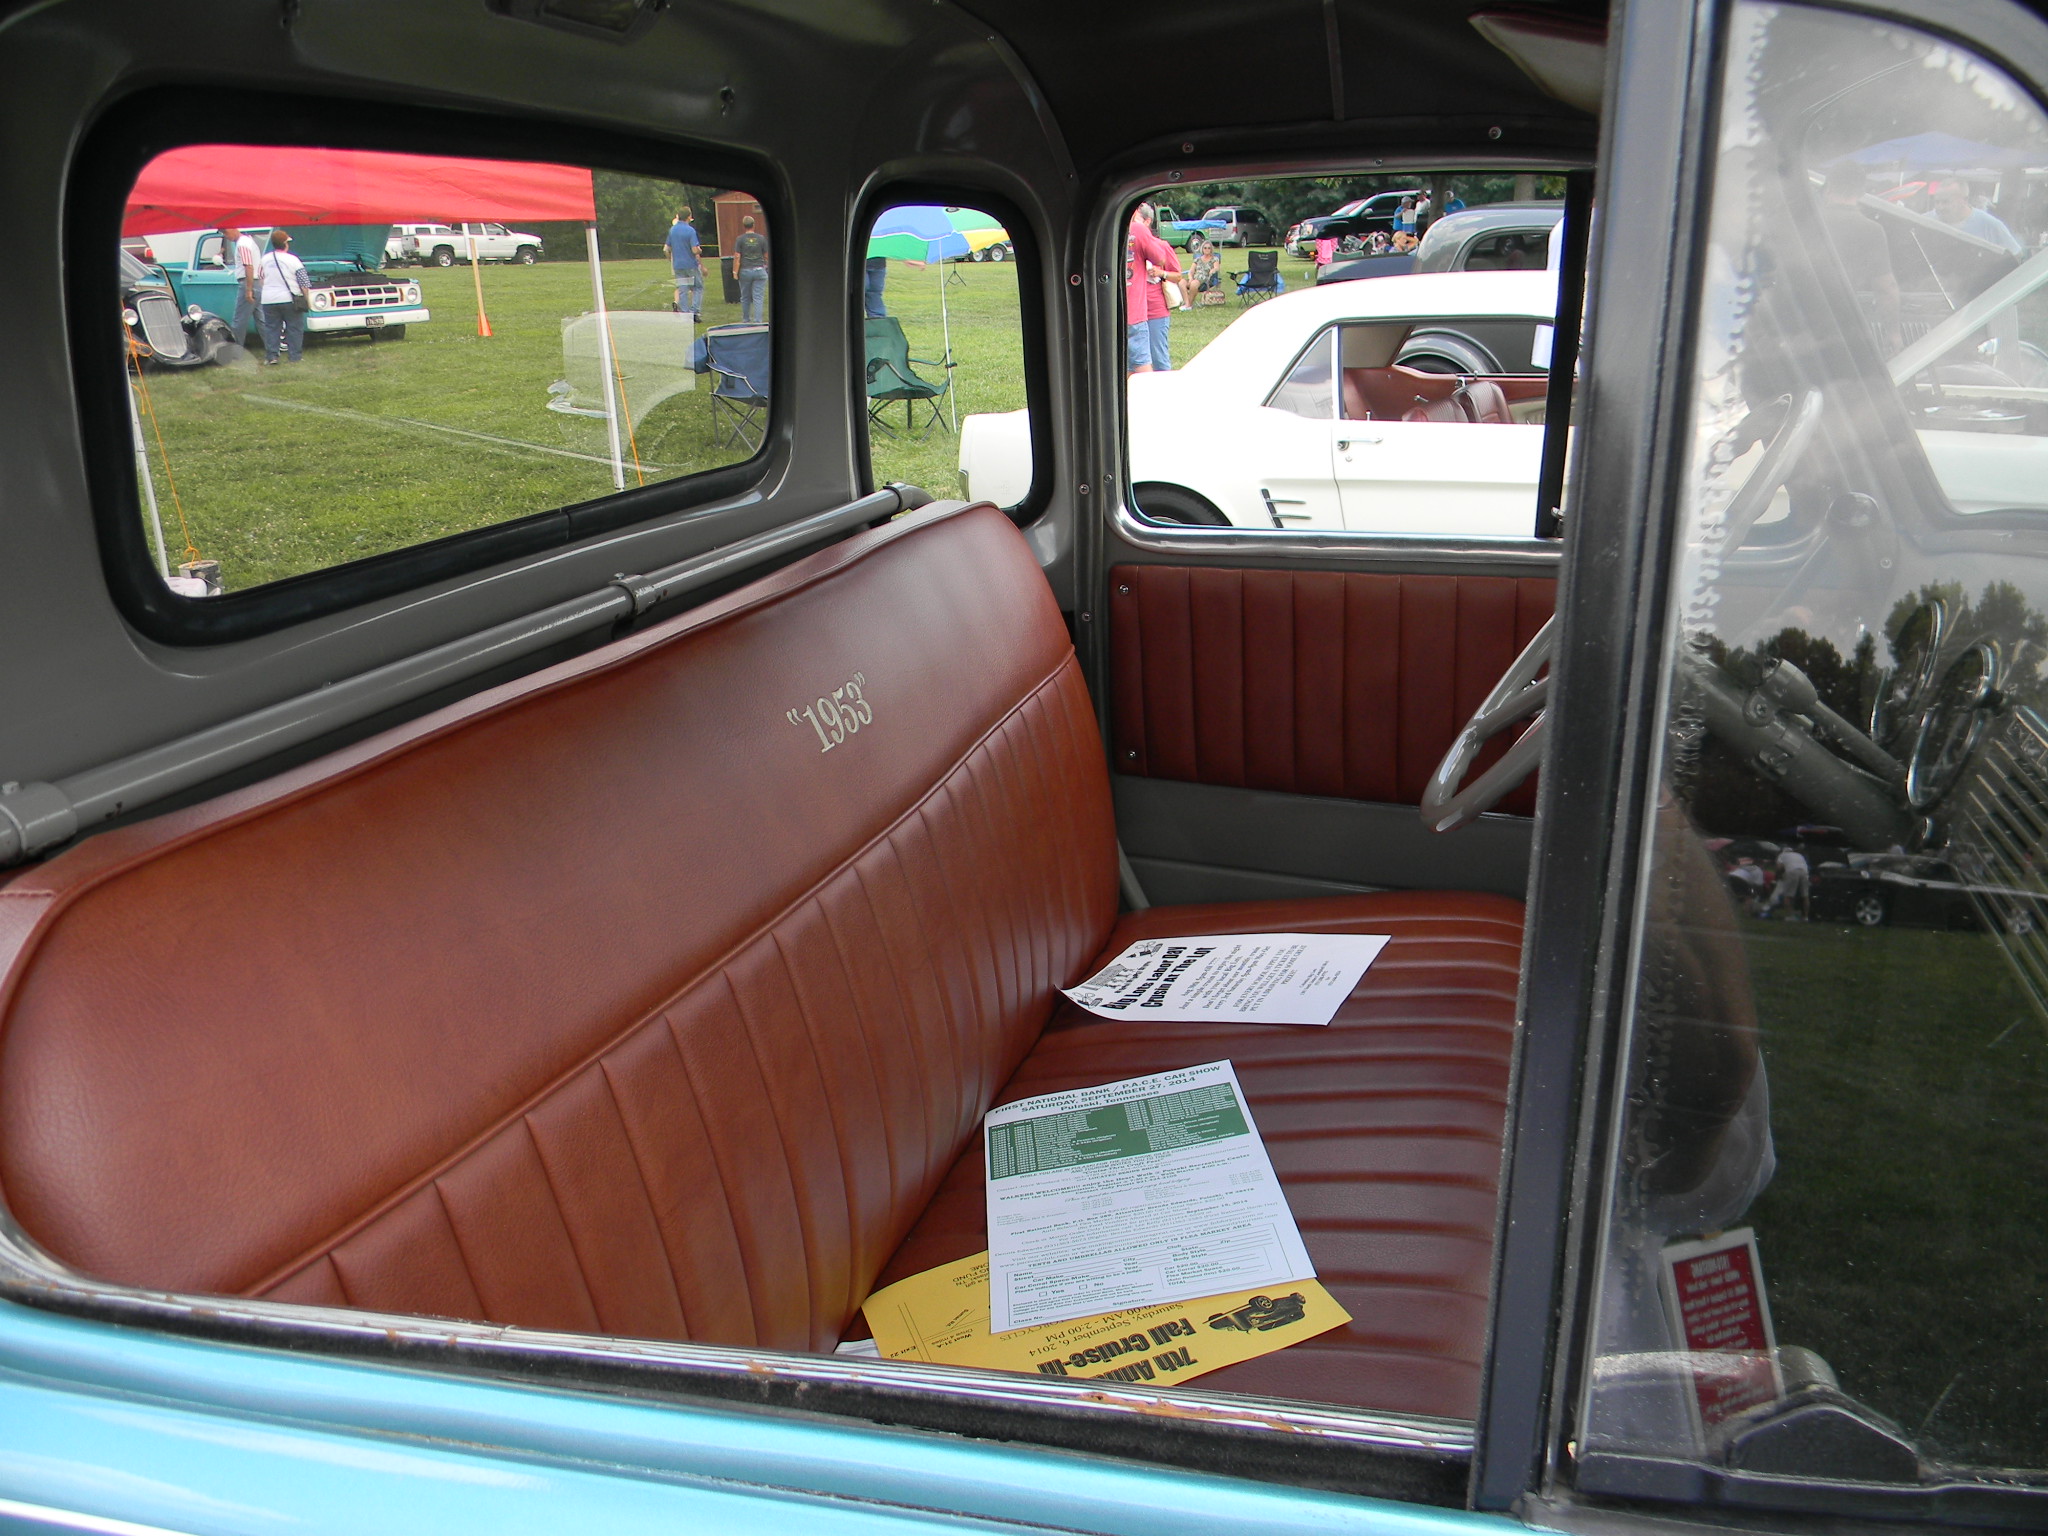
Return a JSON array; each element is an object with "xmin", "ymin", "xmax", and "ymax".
[
  {"xmin": 1108, "ymin": 564, "xmax": 1553, "ymax": 820},
  {"xmin": 1116, "ymin": 776, "xmax": 1537, "ymax": 904},
  {"xmin": 1335, "ymin": 422, "xmax": 1545, "ymax": 535}
]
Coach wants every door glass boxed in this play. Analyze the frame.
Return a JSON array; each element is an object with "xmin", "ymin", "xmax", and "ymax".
[
  {"xmin": 1585, "ymin": 0, "xmax": 2048, "ymax": 1495},
  {"xmin": 120, "ymin": 145, "xmax": 763, "ymax": 597},
  {"xmin": 862, "ymin": 201, "xmax": 1032, "ymax": 509}
]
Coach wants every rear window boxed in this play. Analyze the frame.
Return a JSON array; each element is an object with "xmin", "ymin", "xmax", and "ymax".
[{"xmin": 115, "ymin": 143, "xmax": 767, "ymax": 603}]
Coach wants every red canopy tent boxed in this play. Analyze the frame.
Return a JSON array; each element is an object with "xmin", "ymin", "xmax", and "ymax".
[
  {"xmin": 123, "ymin": 147, "xmax": 636, "ymax": 492},
  {"xmin": 121, "ymin": 146, "xmax": 595, "ymax": 232}
]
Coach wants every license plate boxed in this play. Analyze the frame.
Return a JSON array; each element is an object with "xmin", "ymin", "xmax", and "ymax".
[{"xmin": 364, "ymin": 315, "xmax": 385, "ymax": 328}]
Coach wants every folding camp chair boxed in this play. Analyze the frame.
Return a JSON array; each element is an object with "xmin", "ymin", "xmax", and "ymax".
[
  {"xmin": 864, "ymin": 316, "xmax": 955, "ymax": 440},
  {"xmin": 703, "ymin": 324, "xmax": 771, "ymax": 451},
  {"xmin": 1231, "ymin": 249, "xmax": 1285, "ymax": 306}
]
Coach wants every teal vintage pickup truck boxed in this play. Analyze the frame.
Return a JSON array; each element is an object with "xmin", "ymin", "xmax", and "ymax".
[{"xmin": 157, "ymin": 223, "xmax": 429, "ymax": 340}]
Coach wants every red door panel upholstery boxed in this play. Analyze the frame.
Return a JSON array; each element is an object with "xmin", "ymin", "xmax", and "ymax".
[{"xmin": 1108, "ymin": 565, "xmax": 1554, "ymax": 819}]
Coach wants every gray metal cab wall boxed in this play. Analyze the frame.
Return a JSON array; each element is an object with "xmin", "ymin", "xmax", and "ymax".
[{"xmin": 0, "ymin": 0, "xmax": 1074, "ymax": 791}]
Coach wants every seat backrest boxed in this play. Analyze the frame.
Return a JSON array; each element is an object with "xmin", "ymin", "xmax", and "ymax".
[
  {"xmin": 1459, "ymin": 378, "xmax": 1511, "ymax": 424},
  {"xmin": 0, "ymin": 505, "xmax": 1119, "ymax": 1350},
  {"xmin": 1246, "ymin": 249, "xmax": 1279, "ymax": 281}
]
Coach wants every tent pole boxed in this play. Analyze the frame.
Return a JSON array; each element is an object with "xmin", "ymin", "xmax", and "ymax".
[
  {"xmin": 940, "ymin": 262, "xmax": 957, "ymax": 431},
  {"xmin": 586, "ymin": 224, "xmax": 626, "ymax": 491},
  {"xmin": 128, "ymin": 375, "xmax": 170, "ymax": 579}
]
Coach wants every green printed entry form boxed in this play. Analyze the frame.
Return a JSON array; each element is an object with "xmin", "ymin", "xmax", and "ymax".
[
  {"xmin": 1060, "ymin": 933, "xmax": 1389, "ymax": 1027},
  {"xmin": 983, "ymin": 1059, "xmax": 1316, "ymax": 1332}
]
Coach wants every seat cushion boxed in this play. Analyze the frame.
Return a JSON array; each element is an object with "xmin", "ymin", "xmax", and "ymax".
[{"xmin": 861, "ymin": 890, "xmax": 1523, "ymax": 1421}]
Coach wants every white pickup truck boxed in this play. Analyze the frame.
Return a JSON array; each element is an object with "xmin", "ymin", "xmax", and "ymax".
[{"xmin": 401, "ymin": 222, "xmax": 545, "ymax": 266}]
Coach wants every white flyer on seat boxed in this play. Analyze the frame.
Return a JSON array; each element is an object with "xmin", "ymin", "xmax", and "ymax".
[
  {"xmin": 1060, "ymin": 933, "xmax": 1389, "ymax": 1027},
  {"xmin": 984, "ymin": 1059, "xmax": 1315, "ymax": 1332}
]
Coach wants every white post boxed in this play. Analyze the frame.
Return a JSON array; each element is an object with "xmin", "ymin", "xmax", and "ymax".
[
  {"xmin": 128, "ymin": 376, "xmax": 170, "ymax": 578},
  {"xmin": 586, "ymin": 223, "xmax": 625, "ymax": 491}
]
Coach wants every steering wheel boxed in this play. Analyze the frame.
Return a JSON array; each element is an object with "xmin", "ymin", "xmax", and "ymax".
[{"xmin": 1420, "ymin": 616, "xmax": 1553, "ymax": 833}]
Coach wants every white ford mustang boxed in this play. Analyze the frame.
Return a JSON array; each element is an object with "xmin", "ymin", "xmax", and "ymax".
[{"xmin": 960, "ymin": 269, "xmax": 1562, "ymax": 536}]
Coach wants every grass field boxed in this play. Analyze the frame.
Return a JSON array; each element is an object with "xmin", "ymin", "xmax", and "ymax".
[
  {"xmin": 1742, "ymin": 918, "xmax": 2048, "ymax": 1466},
  {"xmin": 131, "ymin": 247, "xmax": 1319, "ymax": 593}
]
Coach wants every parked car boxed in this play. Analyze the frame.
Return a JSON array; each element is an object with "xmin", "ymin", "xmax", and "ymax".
[
  {"xmin": 157, "ymin": 225, "xmax": 428, "ymax": 340},
  {"xmin": 1151, "ymin": 204, "xmax": 1231, "ymax": 249},
  {"xmin": 406, "ymin": 221, "xmax": 545, "ymax": 265},
  {"xmin": 1199, "ymin": 203, "xmax": 1279, "ymax": 246},
  {"xmin": 1813, "ymin": 852, "xmax": 2048, "ymax": 931},
  {"xmin": 383, "ymin": 221, "xmax": 444, "ymax": 263},
  {"xmin": 1285, "ymin": 190, "xmax": 1420, "ymax": 254},
  {"xmin": 963, "ymin": 269, "xmax": 1558, "ymax": 529},
  {"xmin": 1319, "ymin": 202, "xmax": 1565, "ymax": 283},
  {"xmin": 118, "ymin": 246, "xmax": 234, "ymax": 369}
]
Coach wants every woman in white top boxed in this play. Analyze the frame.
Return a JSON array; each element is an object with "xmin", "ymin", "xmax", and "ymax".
[{"xmin": 257, "ymin": 228, "xmax": 309, "ymax": 364}]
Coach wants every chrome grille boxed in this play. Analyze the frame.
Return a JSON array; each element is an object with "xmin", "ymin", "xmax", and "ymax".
[
  {"xmin": 323, "ymin": 282, "xmax": 407, "ymax": 310},
  {"xmin": 134, "ymin": 292, "xmax": 186, "ymax": 357},
  {"xmin": 1952, "ymin": 706, "xmax": 2048, "ymax": 1016}
]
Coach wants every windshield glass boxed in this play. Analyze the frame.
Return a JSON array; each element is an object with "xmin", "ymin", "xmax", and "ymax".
[{"xmin": 1582, "ymin": 0, "xmax": 2048, "ymax": 1500}]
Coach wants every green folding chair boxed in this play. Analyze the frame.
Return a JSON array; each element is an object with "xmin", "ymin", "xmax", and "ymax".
[{"xmin": 864, "ymin": 316, "xmax": 955, "ymax": 440}]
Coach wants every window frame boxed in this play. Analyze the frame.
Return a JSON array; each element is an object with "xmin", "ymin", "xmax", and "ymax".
[
  {"xmin": 71, "ymin": 86, "xmax": 785, "ymax": 647},
  {"xmin": 849, "ymin": 180, "xmax": 1052, "ymax": 526},
  {"xmin": 1112, "ymin": 175, "xmax": 1589, "ymax": 555}
]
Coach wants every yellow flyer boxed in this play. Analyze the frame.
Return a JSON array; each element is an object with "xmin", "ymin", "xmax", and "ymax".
[{"xmin": 860, "ymin": 1251, "xmax": 1350, "ymax": 1387}]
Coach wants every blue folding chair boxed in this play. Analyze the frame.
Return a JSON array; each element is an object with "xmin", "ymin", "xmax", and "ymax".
[{"xmin": 702, "ymin": 325, "xmax": 771, "ymax": 451}]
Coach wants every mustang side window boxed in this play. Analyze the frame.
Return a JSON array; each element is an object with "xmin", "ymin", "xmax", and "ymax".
[
  {"xmin": 1099, "ymin": 174, "xmax": 1580, "ymax": 537},
  {"xmin": 863, "ymin": 202, "xmax": 1032, "ymax": 509},
  {"xmin": 1581, "ymin": 3, "xmax": 2048, "ymax": 1513},
  {"xmin": 119, "ymin": 146, "xmax": 764, "ymax": 598}
]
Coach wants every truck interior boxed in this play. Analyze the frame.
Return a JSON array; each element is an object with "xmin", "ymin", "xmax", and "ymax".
[{"xmin": 4, "ymin": 0, "xmax": 2048, "ymax": 1526}]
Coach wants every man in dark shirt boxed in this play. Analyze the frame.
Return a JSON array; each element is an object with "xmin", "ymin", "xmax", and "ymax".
[
  {"xmin": 1817, "ymin": 160, "xmax": 1901, "ymax": 353},
  {"xmin": 733, "ymin": 215, "xmax": 769, "ymax": 325}
]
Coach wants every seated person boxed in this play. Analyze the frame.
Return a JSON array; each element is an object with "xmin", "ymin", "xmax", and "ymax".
[{"xmin": 1187, "ymin": 235, "xmax": 1223, "ymax": 301}]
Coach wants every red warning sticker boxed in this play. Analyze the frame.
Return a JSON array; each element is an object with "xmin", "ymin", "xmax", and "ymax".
[{"xmin": 1660, "ymin": 1227, "xmax": 1783, "ymax": 1429}]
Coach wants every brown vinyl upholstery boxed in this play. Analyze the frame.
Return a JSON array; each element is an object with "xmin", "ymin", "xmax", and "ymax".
[
  {"xmin": 0, "ymin": 503, "xmax": 1524, "ymax": 1417},
  {"xmin": 869, "ymin": 893, "xmax": 1523, "ymax": 1421}
]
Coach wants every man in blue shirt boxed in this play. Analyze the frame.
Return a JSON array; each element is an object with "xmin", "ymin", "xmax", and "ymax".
[{"xmin": 665, "ymin": 207, "xmax": 702, "ymax": 316}]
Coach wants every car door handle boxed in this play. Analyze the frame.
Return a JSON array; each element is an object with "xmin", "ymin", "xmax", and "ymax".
[{"xmin": 1336, "ymin": 435, "xmax": 1382, "ymax": 449}]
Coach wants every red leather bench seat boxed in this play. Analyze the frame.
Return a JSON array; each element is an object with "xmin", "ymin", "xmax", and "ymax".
[
  {"xmin": 0, "ymin": 503, "xmax": 1520, "ymax": 1420},
  {"xmin": 867, "ymin": 893, "xmax": 1522, "ymax": 1421}
]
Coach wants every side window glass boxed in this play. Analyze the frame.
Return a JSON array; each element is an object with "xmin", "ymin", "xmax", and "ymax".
[
  {"xmin": 120, "ymin": 146, "xmax": 763, "ymax": 597},
  {"xmin": 1109, "ymin": 177, "xmax": 1575, "ymax": 534},
  {"xmin": 1583, "ymin": 2, "xmax": 2048, "ymax": 1506},
  {"xmin": 1266, "ymin": 330, "xmax": 1335, "ymax": 419},
  {"xmin": 862, "ymin": 202, "xmax": 1032, "ymax": 510}
]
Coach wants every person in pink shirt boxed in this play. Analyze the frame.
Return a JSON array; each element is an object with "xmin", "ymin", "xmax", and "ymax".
[{"xmin": 1125, "ymin": 203, "xmax": 1183, "ymax": 373}]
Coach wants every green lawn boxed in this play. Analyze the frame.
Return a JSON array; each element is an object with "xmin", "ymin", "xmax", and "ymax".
[
  {"xmin": 131, "ymin": 248, "xmax": 1320, "ymax": 593},
  {"xmin": 1743, "ymin": 918, "xmax": 2048, "ymax": 1466}
]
